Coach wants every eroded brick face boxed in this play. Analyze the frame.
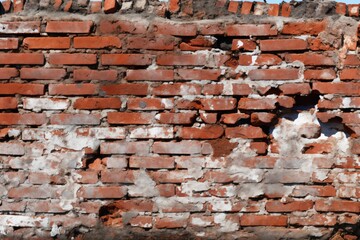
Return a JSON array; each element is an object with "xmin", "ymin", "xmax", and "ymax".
[{"xmin": 0, "ymin": 0, "xmax": 360, "ymax": 239}]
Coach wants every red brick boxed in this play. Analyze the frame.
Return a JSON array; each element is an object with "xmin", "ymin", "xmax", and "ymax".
[
  {"xmin": 129, "ymin": 126, "xmax": 173, "ymax": 139},
  {"xmin": 154, "ymin": 216, "xmax": 188, "ymax": 229},
  {"xmin": 101, "ymin": 54, "xmax": 152, "ymax": 65},
  {"xmin": 348, "ymin": 4, "xmax": 359, "ymax": 17},
  {"xmin": 197, "ymin": 22, "xmax": 224, "ymax": 35},
  {"xmin": 78, "ymin": 186, "xmax": 127, "ymax": 199},
  {"xmin": 313, "ymin": 82, "xmax": 360, "ymax": 96},
  {"xmin": 260, "ymin": 39, "xmax": 307, "ymax": 51},
  {"xmin": 238, "ymin": 98, "xmax": 277, "ymax": 110},
  {"xmin": 49, "ymin": 84, "xmax": 98, "ymax": 96},
  {"xmin": 220, "ymin": 113, "xmax": 249, "ymax": 124},
  {"xmin": 129, "ymin": 156, "xmax": 175, "ymax": 169},
  {"xmin": 340, "ymin": 69, "xmax": 360, "ymax": 80},
  {"xmin": 0, "ymin": 53, "xmax": 44, "ymax": 65},
  {"xmin": 127, "ymin": 37, "xmax": 174, "ymax": 50},
  {"xmin": 156, "ymin": 112, "xmax": 196, "ymax": 124},
  {"xmin": 153, "ymin": 141, "xmax": 203, "ymax": 155},
  {"xmin": 344, "ymin": 55, "xmax": 360, "ymax": 66},
  {"xmin": 130, "ymin": 216, "xmax": 152, "ymax": 228},
  {"xmin": 304, "ymin": 69, "xmax": 336, "ymax": 80},
  {"xmin": 0, "ymin": 68, "xmax": 18, "ymax": 79},
  {"xmin": 200, "ymin": 113, "xmax": 217, "ymax": 124},
  {"xmin": 23, "ymin": 37, "xmax": 70, "ymax": 49},
  {"xmin": 20, "ymin": 68, "xmax": 66, "ymax": 80},
  {"xmin": 315, "ymin": 200, "xmax": 360, "ymax": 213},
  {"xmin": 250, "ymin": 142, "xmax": 268, "ymax": 155},
  {"xmin": 127, "ymin": 98, "xmax": 174, "ymax": 110},
  {"xmin": 285, "ymin": 53, "xmax": 335, "ymax": 66},
  {"xmin": 240, "ymin": 2, "xmax": 253, "ymax": 14},
  {"xmin": 239, "ymin": 54, "xmax": 282, "ymax": 66},
  {"xmin": 200, "ymin": 98, "xmax": 237, "ymax": 111},
  {"xmin": 281, "ymin": 2, "xmax": 291, "ymax": 17},
  {"xmin": 107, "ymin": 112, "xmax": 154, "ymax": 125},
  {"xmin": 26, "ymin": 201, "xmax": 68, "ymax": 213},
  {"xmin": 169, "ymin": 0, "xmax": 180, "ymax": 12},
  {"xmin": 268, "ymin": 4, "xmax": 280, "ymax": 16},
  {"xmin": 225, "ymin": 126, "xmax": 267, "ymax": 139},
  {"xmin": 0, "ymin": 97, "xmax": 17, "ymax": 109},
  {"xmin": 178, "ymin": 125, "xmax": 224, "ymax": 139},
  {"xmin": 100, "ymin": 170, "xmax": 135, "ymax": 183},
  {"xmin": 104, "ymin": 0, "xmax": 118, "ymax": 13},
  {"xmin": 74, "ymin": 36, "xmax": 121, "ymax": 49},
  {"xmin": 73, "ymin": 69, "xmax": 117, "ymax": 81},
  {"xmin": 157, "ymin": 53, "xmax": 207, "ymax": 66},
  {"xmin": 76, "ymin": 171, "xmax": 98, "ymax": 184},
  {"xmin": 336, "ymin": 2, "xmax": 347, "ymax": 15},
  {"xmin": 0, "ymin": 142, "xmax": 24, "ymax": 155},
  {"xmin": 0, "ymin": 83, "xmax": 44, "ymax": 95},
  {"xmin": 0, "ymin": 21, "xmax": 40, "ymax": 34},
  {"xmin": 74, "ymin": 98, "xmax": 121, "ymax": 109},
  {"xmin": 49, "ymin": 53, "xmax": 97, "ymax": 65},
  {"xmin": 98, "ymin": 20, "xmax": 148, "ymax": 34},
  {"xmin": 46, "ymin": 21, "xmax": 93, "ymax": 33},
  {"xmin": 228, "ymin": 1, "xmax": 239, "ymax": 13},
  {"xmin": 101, "ymin": 84, "xmax": 148, "ymax": 95},
  {"xmin": 226, "ymin": 24, "xmax": 277, "ymax": 36},
  {"xmin": 289, "ymin": 214, "xmax": 337, "ymax": 226},
  {"xmin": 282, "ymin": 21, "xmax": 326, "ymax": 35},
  {"xmin": 0, "ymin": 113, "xmax": 46, "ymax": 126},
  {"xmin": 126, "ymin": 70, "xmax": 174, "ymax": 81},
  {"xmin": 291, "ymin": 185, "xmax": 336, "ymax": 197},
  {"xmin": 249, "ymin": 69, "xmax": 299, "ymax": 80},
  {"xmin": 152, "ymin": 21, "xmax": 197, "ymax": 36},
  {"xmin": 303, "ymin": 141, "xmax": 333, "ymax": 154},
  {"xmin": 279, "ymin": 83, "xmax": 311, "ymax": 95},
  {"xmin": 240, "ymin": 215, "xmax": 288, "ymax": 226},
  {"xmin": 231, "ymin": 39, "xmax": 256, "ymax": 51},
  {"xmin": 8, "ymin": 186, "xmax": 62, "ymax": 199},
  {"xmin": 100, "ymin": 142, "xmax": 150, "ymax": 155},
  {"xmin": 202, "ymin": 84, "xmax": 223, "ymax": 95},
  {"xmin": 0, "ymin": 38, "xmax": 18, "ymax": 49},
  {"xmin": 175, "ymin": 69, "xmax": 221, "ymax": 81},
  {"xmin": 266, "ymin": 200, "xmax": 313, "ymax": 212},
  {"xmin": 50, "ymin": 114, "xmax": 100, "ymax": 125},
  {"xmin": 251, "ymin": 112, "xmax": 276, "ymax": 125},
  {"xmin": 153, "ymin": 83, "xmax": 201, "ymax": 96}
]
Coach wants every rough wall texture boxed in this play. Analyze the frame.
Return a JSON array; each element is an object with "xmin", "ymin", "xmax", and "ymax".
[{"xmin": 1, "ymin": 0, "xmax": 360, "ymax": 239}]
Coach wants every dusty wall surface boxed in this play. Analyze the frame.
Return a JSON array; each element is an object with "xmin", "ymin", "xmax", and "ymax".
[{"xmin": 0, "ymin": 0, "xmax": 360, "ymax": 239}]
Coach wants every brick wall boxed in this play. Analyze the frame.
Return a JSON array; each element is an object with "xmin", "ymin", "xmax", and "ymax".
[{"xmin": 0, "ymin": 0, "xmax": 360, "ymax": 239}]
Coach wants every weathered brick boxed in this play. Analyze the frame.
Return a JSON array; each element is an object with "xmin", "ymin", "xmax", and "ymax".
[
  {"xmin": 178, "ymin": 125, "xmax": 224, "ymax": 139},
  {"xmin": 249, "ymin": 69, "xmax": 300, "ymax": 80},
  {"xmin": 20, "ymin": 68, "xmax": 66, "ymax": 80},
  {"xmin": 260, "ymin": 39, "xmax": 307, "ymax": 51},
  {"xmin": 157, "ymin": 54, "xmax": 207, "ymax": 66},
  {"xmin": 153, "ymin": 141, "xmax": 203, "ymax": 155},
  {"xmin": 0, "ymin": 38, "xmax": 18, "ymax": 49},
  {"xmin": 50, "ymin": 114, "xmax": 100, "ymax": 125},
  {"xmin": 78, "ymin": 186, "xmax": 127, "ymax": 199},
  {"xmin": 0, "ymin": 21, "xmax": 40, "ymax": 34},
  {"xmin": 152, "ymin": 21, "xmax": 197, "ymax": 36},
  {"xmin": 0, "ymin": 113, "xmax": 46, "ymax": 125},
  {"xmin": 100, "ymin": 141, "xmax": 150, "ymax": 155},
  {"xmin": 46, "ymin": 21, "xmax": 93, "ymax": 33},
  {"xmin": 226, "ymin": 24, "xmax": 277, "ymax": 36},
  {"xmin": 0, "ymin": 53, "xmax": 44, "ymax": 65},
  {"xmin": 282, "ymin": 21, "xmax": 326, "ymax": 35},
  {"xmin": 126, "ymin": 70, "xmax": 174, "ymax": 81},
  {"xmin": 285, "ymin": 53, "xmax": 335, "ymax": 66},
  {"xmin": 73, "ymin": 69, "xmax": 117, "ymax": 81},
  {"xmin": 74, "ymin": 36, "xmax": 121, "ymax": 49},
  {"xmin": 23, "ymin": 37, "xmax": 70, "ymax": 49},
  {"xmin": 0, "ymin": 97, "xmax": 17, "ymax": 109},
  {"xmin": 240, "ymin": 215, "xmax": 288, "ymax": 226},
  {"xmin": 153, "ymin": 83, "xmax": 201, "ymax": 96},
  {"xmin": 127, "ymin": 98, "xmax": 174, "ymax": 110},
  {"xmin": 225, "ymin": 126, "xmax": 267, "ymax": 139},
  {"xmin": 129, "ymin": 156, "xmax": 175, "ymax": 169},
  {"xmin": 127, "ymin": 37, "xmax": 174, "ymax": 50},
  {"xmin": 49, "ymin": 84, "xmax": 98, "ymax": 95},
  {"xmin": 107, "ymin": 112, "xmax": 154, "ymax": 125},
  {"xmin": 73, "ymin": 98, "xmax": 121, "ymax": 109},
  {"xmin": 49, "ymin": 53, "xmax": 97, "ymax": 65},
  {"xmin": 101, "ymin": 54, "xmax": 152, "ymax": 65},
  {"xmin": 156, "ymin": 112, "xmax": 196, "ymax": 124}
]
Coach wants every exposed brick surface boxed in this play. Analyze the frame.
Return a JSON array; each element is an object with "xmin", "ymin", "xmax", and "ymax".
[{"xmin": 0, "ymin": 1, "xmax": 359, "ymax": 239}]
